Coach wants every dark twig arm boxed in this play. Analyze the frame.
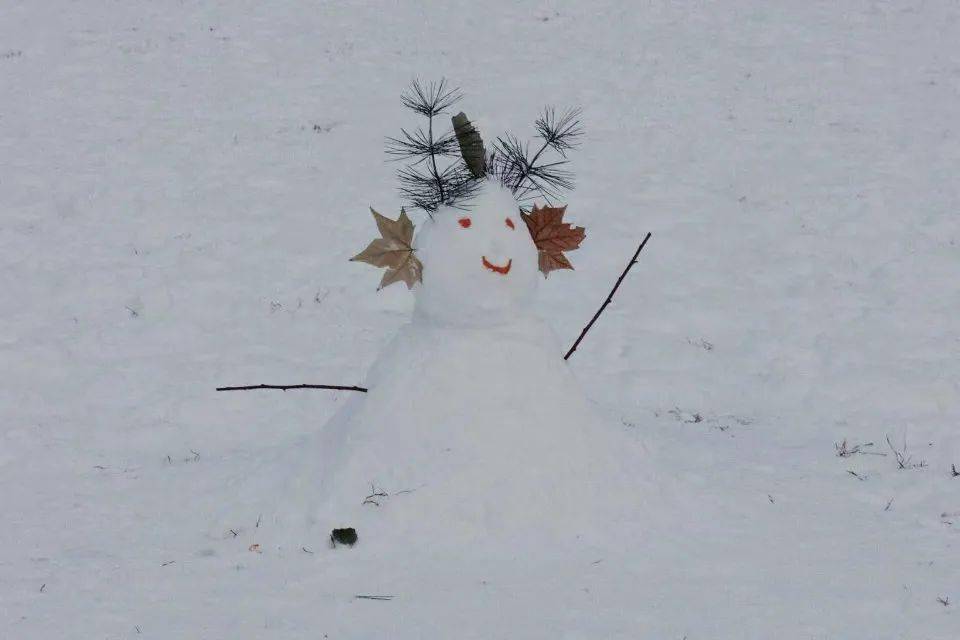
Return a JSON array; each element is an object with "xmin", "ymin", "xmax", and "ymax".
[
  {"xmin": 217, "ymin": 384, "xmax": 368, "ymax": 393},
  {"xmin": 563, "ymin": 232, "xmax": 652, "ymax": 361}
]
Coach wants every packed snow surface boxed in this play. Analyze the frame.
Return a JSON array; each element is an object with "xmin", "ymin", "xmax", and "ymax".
[{"xmin": 2, "ymin": 1, "xmax": 958, "ymax": 639}]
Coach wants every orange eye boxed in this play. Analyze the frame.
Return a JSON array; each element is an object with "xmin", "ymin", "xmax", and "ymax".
[
  {"xmin": 505, "ymin": 218, "xmax": 515, "ymax": 229},
  {"xmin": 458, "ymin": 217, "xmax": 472, "ymax": 228}
]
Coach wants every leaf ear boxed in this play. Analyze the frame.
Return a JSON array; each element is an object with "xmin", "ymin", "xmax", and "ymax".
[
  {"xmin": 521, "ymin": 204, "xmax": 586, "ymax": 277},
  {"xmin": 352, "ymin": 207, "xmax": 423, "ymax": 290}
]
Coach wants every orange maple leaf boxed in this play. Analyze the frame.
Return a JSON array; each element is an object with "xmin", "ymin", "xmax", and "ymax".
[{"xmin": 520, "ymin": 204, "xmax": 586, "ymax": 276}]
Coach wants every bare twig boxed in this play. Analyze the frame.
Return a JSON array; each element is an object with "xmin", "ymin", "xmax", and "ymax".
[
  {"xmin": 937, "ymin": 596, "xmax": 950, "ymax": 606},
  {"xmin": 216, "ymin": 383, "xmax": 368, "ymax": 393},
  {"xmin": 886, "ymin": 435, "xmax": 927, "ymax": 470},
  {"xmin": 884, "ymin": 498, "xmax": 894, "ymax": 511},
  {"xmin": 835, "ymin": 439, "xmax": 857, "ymax": 457},
  {"xmin": 952, "ymin": 464, "xmax": 959, "ymax": 478},
  {"xmin": 355, "ymin": 595, "xmax": 394, "ymax": 601},
  {"xmin": 363, "ymin": 483, "xmax": 389, "ymax": 506},
  {"xmin": 887, "ymin": 435, "xmax": 907, "ymax": 468},
  {"xmin": 835, "ymin": 439, "xmax": 885, "ymax": 458},
  {"xmin": 847, "ymin": 470, "xmax": 867, "ymax": 481},
  {"xmin": 564, "ymin": 233, "xmax": 652, "ymax": 360}
]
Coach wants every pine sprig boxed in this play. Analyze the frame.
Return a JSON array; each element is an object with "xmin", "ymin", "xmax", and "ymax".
[
  {"xmin": 385, "ymin": 127, "xmax": 459, "ymax": 164},
  {"xmin": 534, "ymin": 107, "xmax": 583, "ymax": 157},
  {"xmin": 399, "ymin": 79, "xmax": 462, "ymax": 117},
  {"xmin": 397, "ymin": 163, "xmax": 481, "ymax": 212},
  {"xmin": 490, "ymin": 107, "xmax": 581, "ymax": 203},
  {"xmin": 387, "ymin": 79, "xmax": 467, "ymax": 215}
]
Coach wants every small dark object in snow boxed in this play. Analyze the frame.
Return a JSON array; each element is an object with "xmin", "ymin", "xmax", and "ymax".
[
  {"xmin": 331, "ymin": 527, "xmax": 358, "ymax": 547},
  {"xmin": 952, "ymin": 464, "xmax": 959, "ymax": 478}
]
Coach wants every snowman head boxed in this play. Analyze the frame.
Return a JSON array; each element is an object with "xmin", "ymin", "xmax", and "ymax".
[
  {"xmin": 351, "ymin": 80, "xmax": 587, "ymax": 318},
  {"xmin": 413, "ymin": 181, "xmax": 539, "ymax": 327}
]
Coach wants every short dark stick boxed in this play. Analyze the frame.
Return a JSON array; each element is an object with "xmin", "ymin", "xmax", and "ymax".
[
  {"xmin": 563, "ymin": 232, "xmax": 652, "ymax": 361},
  {"xmin": 216, "ymin": 384, "xmax": 368, "ymax": 393}
]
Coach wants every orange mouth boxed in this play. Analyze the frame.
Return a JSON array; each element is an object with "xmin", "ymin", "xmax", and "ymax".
[{"xmin": 482, "ymin": 256, "xmax": 512, "ymax": 275}]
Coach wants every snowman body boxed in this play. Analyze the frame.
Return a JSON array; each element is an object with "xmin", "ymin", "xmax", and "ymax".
[
  {"xmin": 284, "ymin": 184, "xmax": 633, "ymax": 550},
  {"xmin": 212, "ymin": 184, "xmax": 640, "ymax": 551},
  {"xmin": 209, "ymin": 89, "xmax": 652, "ymax": 553}
]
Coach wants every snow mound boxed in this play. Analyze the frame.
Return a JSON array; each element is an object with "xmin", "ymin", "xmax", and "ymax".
[{"xmin": 211, "ymin": 183, "xmax": 652, "ymax": 551}]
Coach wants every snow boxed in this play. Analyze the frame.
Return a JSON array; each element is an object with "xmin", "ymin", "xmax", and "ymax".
[{"xmin": 2, "ymin": 1, "xmax": 958, "ymax": 638}]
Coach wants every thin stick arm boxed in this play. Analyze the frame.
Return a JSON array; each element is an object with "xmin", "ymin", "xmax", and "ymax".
[
  {"xmin": 216, "ymin": 384, "xmax": 368, "ymax": 392},
  {"xmin": 563, "ymin": 232, "xmax": 652, "ymax": 361}
]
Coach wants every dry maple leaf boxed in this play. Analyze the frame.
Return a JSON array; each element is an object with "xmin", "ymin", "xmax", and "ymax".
[
  {"xmin": 520, "ymin": 204, "xmax": 586, "ymax": 276},
  {"xmin": 350, "ymin": 207, "xmax": 423, "ymax": 290}
]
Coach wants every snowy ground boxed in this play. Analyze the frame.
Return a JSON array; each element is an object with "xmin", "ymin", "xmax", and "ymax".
[{"xmin": 2, "ymin": 1, "xmax": 959, "ymax": 638}]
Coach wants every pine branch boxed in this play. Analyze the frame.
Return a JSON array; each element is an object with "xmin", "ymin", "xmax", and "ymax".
[
  {"xmin": 490, "ymin": 107, "xmax": 582, "ymax": 203},
  {"xmin": 517, "ymin": 162, "xmax": 575, "ymax": 203},
  {"xmin": 400, "ymin": 79, "xmax": 462, "ymax": 117},
  {"xmin": 515, "ymin": 139, "xmax": 551, "ymax": 190},
  {"xmin": 428, "ymin": 113, "xmax": 447, "ymax": 205},
  {"xmin": 563, "ymin": 233, "xmax": 652, "ymax": 360},
  {"xmin": 385, "ymin": 127, "xmax": 459, "ymax": 163},
  {"xmin": 397, "ymin": 163, "xmax": 481, "ymax": 212},
  {"xmin": 535, "ymin": 107, "xmax": 583, "ymax": 157},
  {"xmin": 489, "ymin": 134, "xmax": 526, "ymax": 187},
  {"xmin": 389, "ymin": 79, "xmax": 468, "ymax": 214}
]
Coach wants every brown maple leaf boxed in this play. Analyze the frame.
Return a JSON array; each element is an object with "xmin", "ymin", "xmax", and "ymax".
[
  {"xmin": 350, "ymin": 208, "xmax": 423, "ymax": 290},
  {"xmin": 520, "ymin": 204, "xmax": 586, "ymax": 276}
]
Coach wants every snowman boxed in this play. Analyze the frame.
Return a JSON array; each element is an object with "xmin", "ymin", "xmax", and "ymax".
[{"xmin": 216, "ymin": 82, "xmax": 642, "ymax": 552}]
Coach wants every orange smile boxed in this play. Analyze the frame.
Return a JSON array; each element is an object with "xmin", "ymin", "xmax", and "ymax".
[{"xmin": 482, "ymin": 256, "xmax": 512, "ymax": 275}]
